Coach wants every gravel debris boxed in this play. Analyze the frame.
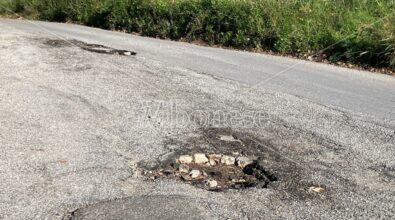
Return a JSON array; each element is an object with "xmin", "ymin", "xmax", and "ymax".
[
  {"xmin": 236, "ymin": 157, "xmax": 253, "ymax": 168},
  {"xmin": 178, "ymin": 155, "xmax": 193, "ymax": 164},
  {"xmin": 193, "ymin": 153, "xmax": 209, "ymax": 164},
  {"xmin": 189, "ymin": 170, "xmax": 201, "ymax": 179},
  {"xmin": 178, "ymin": 164, "xmax": 190, "ymax": 173},
  {"xmin": 221, "ymin": 155, "xmax": 236, "ymax": 166},
  {"xmin": 206, "ymin": 180, "xmax": 218, "ymax": 188}
]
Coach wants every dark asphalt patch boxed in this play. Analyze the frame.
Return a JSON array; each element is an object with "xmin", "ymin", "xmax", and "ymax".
[
  {"xmin": 44, "ymin": 39, "xmax": 136, "ymax": 56},
  {"xmin": 63, "ymin": 195, "xmax": 208, "ymax": 220}
]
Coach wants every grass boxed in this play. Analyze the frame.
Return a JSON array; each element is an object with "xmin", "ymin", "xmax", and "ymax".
[{"xmin": 1, "ymin": 0, "xmax": 394, "ymax": 71}]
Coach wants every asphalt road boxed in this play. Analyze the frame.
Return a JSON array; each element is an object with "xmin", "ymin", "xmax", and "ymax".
[
  {"xmin": 0, "ymin": 19, "xmax": 394, "ymax": 219},
  {"xmin": 1, "ymin": 19, "xmax": 394, "ymax": 123}
]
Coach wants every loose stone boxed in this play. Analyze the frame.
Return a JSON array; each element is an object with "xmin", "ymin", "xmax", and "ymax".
[
  {"xmin": 206, "ymin": 180, "xmax": 218, "ymax": 188},
  {"xmin": 178, "ymin": 164, "xmax": 190, "ymax": 173},
  {"xmin": 194, "ymin": 153, "xmax": 209, "ymax": 164},
  {"xmin": 178, "ymin": 155, "xmax": 193, "ymax": 164},
  {"xmin": 236, "ymin": 157, "xmax": 253, "ymax": 168},
  {"xmin": 221, "ymin": 155, "xmax": 236, "ymax": 165},
  {"xmin": 189, "ymin": 170, "xmax": 201, "ymax": 178}
]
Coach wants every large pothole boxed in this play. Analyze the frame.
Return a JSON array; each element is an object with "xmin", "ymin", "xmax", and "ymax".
[
  {"xmin": 139, "ymin": 128, "xmax": 295, "ymax": 192},
  {"xmin": 140, "ymin": 128, "xmax": 329, "ymax": 197},
  {"xmin": 44, "ymin": 39, "xmax": 136, "ymax": 56}
]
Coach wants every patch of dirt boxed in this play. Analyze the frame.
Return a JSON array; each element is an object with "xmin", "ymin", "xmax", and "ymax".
[{"xmin": 43, "ymin": 39, "xmax": 136, "ymax": 56}]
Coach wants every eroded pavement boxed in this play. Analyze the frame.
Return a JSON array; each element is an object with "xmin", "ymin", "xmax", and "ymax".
[{"xmin": 0, "ymin": 22, "xmax": 394, "ymax": 219}]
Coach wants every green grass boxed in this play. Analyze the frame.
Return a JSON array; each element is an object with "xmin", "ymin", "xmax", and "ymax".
[{"xmin": 1, "ymin": 0, "xmax": 394, "ymax": 71}]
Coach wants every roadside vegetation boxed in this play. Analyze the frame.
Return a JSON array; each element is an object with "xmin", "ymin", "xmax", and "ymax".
[{"xmin": 1, "ymin": 0, "xmax": 394, "ymax": 72}]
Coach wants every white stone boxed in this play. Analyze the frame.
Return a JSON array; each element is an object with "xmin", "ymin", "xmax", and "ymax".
[
  {"xmin": 308, "ymin": 186, "xmax": 325, "ymax": 193},
  {"xmin": 221, "ymin": 155, "xmax": 236, "ymax": 165},
  {"xmin": 194, "ymin": 153, "xmax": 209, "ymax": 164},
  {"xmin": 219, "ymin": 135, "xmax": 238, "ymax": 142},
  {"xmin": 178, "ymin": 155, "xmax": 193, "ymax": 164},
  {"xmin": 206, "ymin": 180, "xmax": 218, "ymax": 188},
  {"xmin": 208, "ymin": 154, "xmax": 222, "ymax": 161},
  {"xmin": 189, "ymin": 170, "xmax": 201, "ymax": 178},
  {"xmin": 178, "ymin": 164, "xmax": 190, "ymax": 173},
  {"xmin": 236, "ymin": 157, "xmax": 253, "ymax": 168},
  {"xmin": 209, "ymin": 159, "xmax": 217, "ymax": 166}
]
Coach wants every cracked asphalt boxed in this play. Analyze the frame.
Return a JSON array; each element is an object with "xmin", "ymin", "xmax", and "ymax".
[{"xmin": 0, "ymin": 19, "xmax": 394, "ymax": 219}]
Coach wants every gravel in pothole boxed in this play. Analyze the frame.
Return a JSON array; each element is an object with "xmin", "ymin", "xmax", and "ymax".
[
  {"xmin": 140, "ymin": 127, "xmax": 330, "ymax": 197},
  {"xmin": 144, "ymin": 152, "xmax": 278, "ymax": 191}
]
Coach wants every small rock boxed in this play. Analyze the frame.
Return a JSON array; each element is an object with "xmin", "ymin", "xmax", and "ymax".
[
  {"xmin": 189, "ymin": 170, "xmax": 201, "ymax": 178},
  {"xmin": 178, "ymin": 155, "xmax": 193, "ymax": 164},
  {"xmin": 178, "ymin": 164, "xmax": 190, "ymax": 173},
  {"xmin": 209, "ymin": 159, "xmax": 217, "ymax": 166},
  {"xmin": 123, "ymin": 51, "xmax": 132, "ymax": 56},
  {"xmin": 308, "ymin": 186, "xmax": 326, "ymax": 193},
  {"xmin": 221, "ymin": 155, "xmax": 236, "ymax": 165},
  {"xmin": 219, "ymin": 135, "xmax": 238, "ymax": 142},
  {"xmin": 208, "ymin": 154, "xmax": 222, "ymax": 161},
  {"xmin": 181, "ymin": 175, "xmax": 192, "ymax": 181},
  {"xmin": 236, "ymin": 157, "xmax": 253, "ymax": 168},
  {"xmin": 206, "ymin": 180, "xmax": 218, "ymax": 188},
  {"xmin": 194, "ymin": 153, "xmax": 209, "ymax": 164}
]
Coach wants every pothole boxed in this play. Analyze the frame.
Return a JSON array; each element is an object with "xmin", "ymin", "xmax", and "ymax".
[
  {"xmin": 140, "ymin": 127, "xmax": 329, "ymax": 197},
  {"xmin": 44, "ymin": 39, "xmax": 136, "ymax": 56},
  {"xmin": 145, "ymin": 153, "xmax": 278, "ymax": 191},
  {"xmin": 138, "ymin": 128, "xmax": 292, "ymax": 192}
]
